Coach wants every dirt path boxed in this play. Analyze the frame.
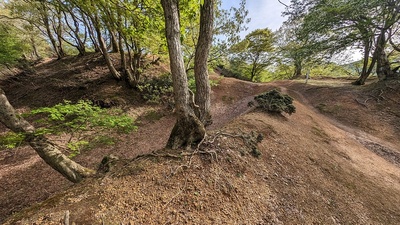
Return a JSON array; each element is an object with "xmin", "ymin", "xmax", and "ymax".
[
  {"xmin": 211, "ymin": 76, "xmax": 400, "ymax": 177},
  {"xmin": 282, "ymin": 81, "xmax": 400, "ymax": 168}
]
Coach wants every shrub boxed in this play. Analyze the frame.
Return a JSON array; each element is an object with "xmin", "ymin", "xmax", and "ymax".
[
  {"xmin": 1, "ymin": 100, "xmax": 137, "ymax": 157},
  {"xmin": 253, "ymin": 89, "xmax": 296, "ymax": 115},
  {"xmin": 0, "ymin": 132, "xmax": 25, "ymax": 149},
  {"xmin": 137, "ymin": 73, "xmax": 173, "ymax": 104}
]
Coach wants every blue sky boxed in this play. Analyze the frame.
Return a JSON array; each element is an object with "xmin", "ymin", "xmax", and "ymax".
[{"xmin": 221, "ymin": 0, "xmax": 290, "ymax": 36}]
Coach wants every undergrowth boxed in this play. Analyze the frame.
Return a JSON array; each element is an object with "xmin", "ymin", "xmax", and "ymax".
[
  {"xmin": 138, "ymin": 73, "xmax": 221, "ymax": 105},
  {"xmin": 0, "ymin": 100, "xmax": 137, "ymax": 157}
]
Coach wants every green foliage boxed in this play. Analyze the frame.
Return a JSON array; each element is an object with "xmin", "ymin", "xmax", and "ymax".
[
  {"xmin": 229, "ymin": 28, "xmax": 275, "ymax": 81},
  {"xmin": 0, "ymin": 132, "xmax": 25, "ymax": 149},
  {"xmin": 137, "ymin": 74, "xmax": 174, "ymax": 104},
  {"xmin": 67, "ymin": 140, "xmax": 89, "ymax": 158},
  {"xmin": 0, "ymin": 24, "xmax": 29, "ymax": 65},
  {"xmin": 253, "ymin": 89, "xmax": 296, "ymax": 115},
  {"xmin": 30, "ymin": 100, "xmax": 136, "ymax": 134},
  {"xmin": 24, "ymin": 100, "xmax": 137, "ymax": 157}
]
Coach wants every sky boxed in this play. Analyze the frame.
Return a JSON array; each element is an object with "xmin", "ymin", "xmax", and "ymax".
[{"xmin": 221, "ymin": 0, "xmax": 290, "ymax": 36}]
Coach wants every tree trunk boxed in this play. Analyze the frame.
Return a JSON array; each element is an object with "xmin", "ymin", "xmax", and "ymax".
[
  {"xmin": 161, "ymin": 0, "xmax": 205, "ymax": 149},
  {"xmin": 110, "ymin": 30, "xmax": 120, "ymax": 53},
  {"xmin": 82, "ymin": 14, "xmax": 101, "ymax": 53},
  {"xmin": 93, "ymin": 15, "xmax": 122, "ymax": 80},
  {"xmin": 375, "ymin": 30, "xmax": 393, "ymax": 81},
  {"xmin": 0, "ymin": 89, "xmax": 95, "ymax": 183},
  {"xmin": 292, "ymin": 61, "xmax": 302, "ymax": 79},
  {"xmin": 40, "ymin": 3, "xmax": 63, "ymax": 59},
  {"xmin": 353, "ymin": 41, "xmax": 378, "ymax": 85},
  {"xmin": 55, "ymin": 10, "xmax": 66, "ymax": 58},
  {"xmin": 118, "ymin": 32, "xmax": 137, "ymax": 87},
  {"xmin": 30, "ymin": 36, "xmax": 41, "ymax": 60},
  {"xmin": 194, "ymin": 0, "xmax": 214, "ymax": 126}
]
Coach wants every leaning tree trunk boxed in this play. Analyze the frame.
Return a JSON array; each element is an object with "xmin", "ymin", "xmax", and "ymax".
[
  {"xmin": 0, "ymin": 89, "xmax": 95, "ymax": 183},
  {"xmin": 93, "ymin": 14, "xmax": 122, "ymax": 80},
  {"xmin": 353, "ymin": 40, "xmax": 377, "ymax": 85},
  {"xmin": 161, "ymin": 0, "xmax": 205, "ymax": 149},
  {"xmin": 194, "ymin": 0, "xmax": 214, "ymax": 126}
]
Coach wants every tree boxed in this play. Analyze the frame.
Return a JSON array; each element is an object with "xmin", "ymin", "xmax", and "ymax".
[
  {"xmin": 230, "ymin": 28, "xmax": 274, "ymax": 81},
  {"xmin": 0, "ymin": 89, "xmax": 95, "ymax": 183},
  {"xmin": 0, "ymin": 23, "xmax": 29, "ymax": 65},
  {"xmin": 194, "ymin": 0, "xmax": 214, "ymax": 125},
  {"xmin": 161, "ymin": 0, "xmax": 215, "ymax": 149},
  {"xmin": 211, "ymin": 0, "xmax": 250, "ymax": 65},
  {"xmin": 285, "ymin": 0, "xmax": 400, "ymax": 85},
  {"xmin": 275, "ymin": 20, "xmax": 314, "ymax": 79}
]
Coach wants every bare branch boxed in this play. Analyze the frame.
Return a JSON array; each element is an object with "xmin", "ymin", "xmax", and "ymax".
[{"xmin": 277, "ymin": 0, "xmax": 289, "ymax": 8}]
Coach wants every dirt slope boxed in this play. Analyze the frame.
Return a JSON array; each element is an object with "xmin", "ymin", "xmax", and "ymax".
[{"xmin": 1, "ymin": 55, "xmax": 400, "ymax": 224}]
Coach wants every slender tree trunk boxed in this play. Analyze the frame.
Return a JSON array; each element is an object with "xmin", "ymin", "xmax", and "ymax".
[
  {"xmin": 55, "ymin": 11, "xmax": 66, "ymax": 58},
  {"xmin": 194, "ymin": 0, "xmax": 214, "ymax": 126},
  {"xmin": 119, "ymin": 32, "xmax": 137, "ymax": 87},
  {"xmin": 353, "ymin": 39, "xmax": 378, "ymax": 85},
  {"xmin": 110, "ymin": 31, "xmax": 120, "ymax": 53},
  {"xmin": 30, "ymin": 36, "xmax": 41, "ymax": 60},
  {"xmin": 161, "ymin": 0, "xmax": 205, "ymax": 149},
  {"xmin": 82, "ymin": 14, "xmax": 101, "ymax": 53},
  {"xmin": 40, "ymin": 4, "xmax": 63, "ymax": 59},
  {"xmin": 0, "ymin": 89, "xmax": 95, "ymax": 183},
  {"xmin": 93, "ymin": 15, "xmax": 122, "ymax": 80}
]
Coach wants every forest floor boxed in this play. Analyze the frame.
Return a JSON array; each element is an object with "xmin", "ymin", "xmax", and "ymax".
[{"xmin": 1, "ymin": 53, "xmax": 400, "ymax": 224}]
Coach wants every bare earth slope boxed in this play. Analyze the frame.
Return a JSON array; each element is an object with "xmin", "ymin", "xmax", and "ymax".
[{"xmin": 1, "ymin": 55, "xmax": 400, "ymax": 224}]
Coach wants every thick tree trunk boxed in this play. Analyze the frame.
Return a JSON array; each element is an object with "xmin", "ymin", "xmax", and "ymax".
[
  {"xmin": 0, "ymin": 89, "xmax": 95, "ymax": 183},
  {"xmin": 375, "ymin": 30, "xmax": 393, "ymax": 81},
  {"xmin": 292, "ymin": 61, "xmax": 302, "ymax": 79},
  {"xmin": 161, "ymin": 0, "xmax": 205, "ymax": 149},
  {"xmin": 194, "ymin": 0, "xmax": 214, "ymax": 126}
]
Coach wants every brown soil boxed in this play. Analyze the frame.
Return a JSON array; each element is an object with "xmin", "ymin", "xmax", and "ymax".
[{"xmin": 1, "ymin": 54, "xmax": 400, "ymax": 224}]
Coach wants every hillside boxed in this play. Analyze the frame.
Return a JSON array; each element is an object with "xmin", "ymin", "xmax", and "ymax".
[{"xmin": 1, "ymin": 54, "xmax": 400, "ymax": 224}]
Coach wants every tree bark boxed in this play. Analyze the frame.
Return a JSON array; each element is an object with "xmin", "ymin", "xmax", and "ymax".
[
  {"xmin": 93, "ymin": 14, "xmax": 122, "ymax": 80},
  {"xmin": 161, "ymin": 0, "xmax": 205, "ymax": 149},
  {"xmin": 110, "ymin": 30, "xmax": 120, "ymax": 53},
  {"xmin": 194, "ymin": 0, "xmax": 214, "ymax": 126},
  {"xmin": 0, "ymin": 89, "xmax": 95, "ymax": 183},
  {"xmin": 375, "ymin": 30, "xmax": 393, "ymax": 81},
  {"xmin": 353, "ymin": 38, "xmax": 377, "ymax": 85},
  {"xmin": 292, "ymin": 60, "xmax": 302, "ymax": 79}
]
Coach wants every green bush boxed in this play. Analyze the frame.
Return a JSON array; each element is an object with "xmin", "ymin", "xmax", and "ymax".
[
  {"xmin": 137, "ymin": 74, "xmax": 174, "ymax": 104},
  {"xmin": 0, "ymin": 100, "xmax": 137, "ymax": 157},
  {"xmin": 253, "ymin": 89, "xmax": 296, "ymax": 115},
  {"xmin": 0, "ymin": 132, "xmax": 25, "ymax": 149}
]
